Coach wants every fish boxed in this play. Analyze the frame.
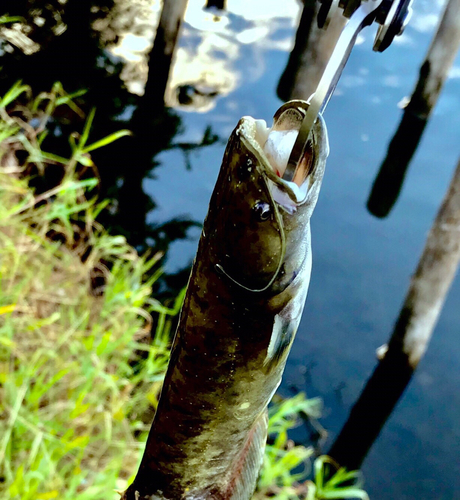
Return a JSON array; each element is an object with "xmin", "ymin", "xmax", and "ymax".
[{"xmin": 122, "ymin": 100, "xmax": 329, "ymax": 500}]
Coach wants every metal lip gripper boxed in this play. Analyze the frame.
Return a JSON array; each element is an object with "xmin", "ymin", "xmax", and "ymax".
[{"xmin": 283, "ymin": 0, "xmax": 414, "ymax": 183}]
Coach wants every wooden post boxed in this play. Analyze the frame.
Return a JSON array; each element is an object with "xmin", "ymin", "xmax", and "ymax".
[
  {"xmin": 143, "ymin": 0, "xmax": 188, "ymax": 108},
  {"xmin": 117, "ymin": 2, "xmax": 188, "ymax": 243},
  {"xmin": 119, "ymin": 0, "xmax": 188, "ymax": 244},
  {"xmin": 367, "ymin": 0, "xmax": 460, "ymax": 218},
  {"xmin": 277, "ymin": 2, "xmax": 347, "ymax": 102},
  {"xmin": 329, "ymin": 155, "xmax": 460, "ymax": 470}
]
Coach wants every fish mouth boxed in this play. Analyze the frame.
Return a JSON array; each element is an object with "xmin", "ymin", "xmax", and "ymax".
[{"xmin": 237, "ymin": 100, "xmax": 328, "ymax": 213}]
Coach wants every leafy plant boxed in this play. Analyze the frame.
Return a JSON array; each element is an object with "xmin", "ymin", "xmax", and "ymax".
[
  {"xmin": 256, "ymin": 393, "xmax": 318, "ymax": 499},
  {"xmin": 0, "ymin": 16, "xmax": 25, "ymax": 26},
  {"xmin": 0, "ymin": 84, "xmax": 172, "ymax": 499},
  {"xmin": 305, "ymin": 456, "xmax": 369, "ymax": 500}
]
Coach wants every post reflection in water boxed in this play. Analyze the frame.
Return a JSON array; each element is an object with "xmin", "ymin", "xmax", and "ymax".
[
  {"xmin": 367, "ymin": 0, "xmax": 460, "ymax": 218},
  {"xmin": 277, "ymin": 1, "xmax": 347, "ymax": 102},
  {"xmin": 366, "ymin": 110, "xmax": 428, "ymax": 218}
]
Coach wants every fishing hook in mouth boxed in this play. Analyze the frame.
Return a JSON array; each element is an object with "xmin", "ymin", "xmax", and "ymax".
[{"xmin": 267, "ymin": 99, "xmax": 317, "ymax": 189}]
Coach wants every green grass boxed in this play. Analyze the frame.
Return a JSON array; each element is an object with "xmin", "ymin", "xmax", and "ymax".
[
  {"xmin": 0, "ymin": 83, "xmax": 368, "ymax": 499},
  {"xmin": 0, "ymin": 171, "xmax": 176, "ymax": 499},
  {"xmin": 0, "ymin": 83, "xmax": 177, "ymax": 499}
]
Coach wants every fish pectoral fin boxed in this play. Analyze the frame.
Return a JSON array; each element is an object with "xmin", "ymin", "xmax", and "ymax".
[
  {"xmin": 264, "ymin": 314, "xmax": 296, "ymax": 370},
  {"xmin": 220, "ymin": 411, "xmax": 268, "ymax": 500}
]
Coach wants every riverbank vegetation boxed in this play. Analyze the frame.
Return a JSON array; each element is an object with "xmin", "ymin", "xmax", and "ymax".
[{"xmin": 0, "ymin": 83, "xmax": 368, "ymax": 499}]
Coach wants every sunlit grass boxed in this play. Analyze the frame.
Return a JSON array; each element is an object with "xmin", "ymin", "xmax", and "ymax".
[
  {"xmin": 0, "ymin": 178, "xmax": 178, "ymax": 498},
  {"xmin": 0, "ymin": 84, "xmax": 176, "ymax": 499},
  {"xmin": 256, "ymin": 393, "xmax": 319, "ymax": 499},
  {"xmin": 305, "ymin": 456, "xmax": 370, "ymax": 500}
]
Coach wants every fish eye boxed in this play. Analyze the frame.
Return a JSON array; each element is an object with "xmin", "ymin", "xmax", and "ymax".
[{"xmin": 253, "ymin": 201, "xmax": 271, "ymax": 221}]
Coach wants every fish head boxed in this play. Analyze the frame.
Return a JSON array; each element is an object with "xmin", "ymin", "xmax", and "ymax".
[{"xmin": 206, "ymin": 100, "xmax": 329, "ymax": 295}]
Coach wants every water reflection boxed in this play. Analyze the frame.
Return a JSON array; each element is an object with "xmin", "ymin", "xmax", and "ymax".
[
  {"xmin": 0, "ymin": 0, "xmax": 220, "ymax": 295},
  {"xmin": 367, "ymin": 111, "xmax": 427, "ymax": 218},
  {"xmin": 205, "ymin": 0, "xmax": 227, "ymax": 11},
  {"xmin": 278, "ymin": 1, "xmax": 346, "ymax": 102}
]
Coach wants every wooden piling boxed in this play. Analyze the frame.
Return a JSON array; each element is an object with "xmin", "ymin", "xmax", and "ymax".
[
  {"xmin": 143, "ymin": 0, "xmax": 188, "ymax": 107},
  {"xmin": 367, "ymin": 0, "xmax": 460, "ymax": 218},
  {"xmin": 277, "ymin": 2, "xmax": 347, "ymax": 102},
  {"xmin": 329, "ymin": 155, "xmax": 460, "ymax": 470}
]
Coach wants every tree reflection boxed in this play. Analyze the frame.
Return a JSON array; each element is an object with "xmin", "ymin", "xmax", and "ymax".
[{"xmin": 0, "ymin": 0, "xmax": 219, "ymax": 295}]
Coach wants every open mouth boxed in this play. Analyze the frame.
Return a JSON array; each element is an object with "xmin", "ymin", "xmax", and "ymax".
[
  {"xmin": 240, "ymin": 102, "xmax": 319, "ymax": 213},
  {"xmin": 258, "ymin": 103, "xmax": 315, "ymax": 186}
]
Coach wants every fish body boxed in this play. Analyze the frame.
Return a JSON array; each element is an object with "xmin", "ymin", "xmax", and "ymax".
[{"xmin": 123, "ymin": 101, "xmax": 329, "ymax": 500}]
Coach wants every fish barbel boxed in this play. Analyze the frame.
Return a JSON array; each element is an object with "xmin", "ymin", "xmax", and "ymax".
[{"xmin": 122, "ymin": 100, "xmax": 329, "ymax": 500}]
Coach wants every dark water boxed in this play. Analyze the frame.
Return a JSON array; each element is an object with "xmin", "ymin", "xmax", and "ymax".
[{"xmin": 2, "ymin": 1, "xmax": 460, "ymax": 498}]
